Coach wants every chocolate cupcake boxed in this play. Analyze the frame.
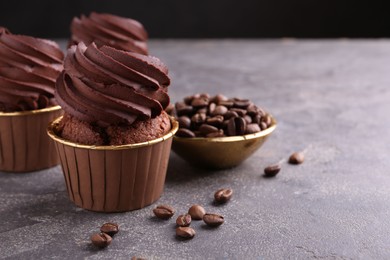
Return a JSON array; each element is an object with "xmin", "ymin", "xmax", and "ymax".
[
  {"xmin": 70, "ymin": 12, "xmax": 148, "ymax": 55},
  {"xmin": 0, "ymin": 28, "xmax": 64, "ymax": 172},
  {"xmin": 48, "ymin": 42, "xmax": 178, "ymax": 212}
]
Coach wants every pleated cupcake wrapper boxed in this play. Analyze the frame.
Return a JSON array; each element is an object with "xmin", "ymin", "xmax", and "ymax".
[
  {"xmin": 48, "ymin": 116, "xmax": 178, "ymax": 213},
  {"xmin": 0, "ymin": 106, "xmax": 62, "ymax": 172}
]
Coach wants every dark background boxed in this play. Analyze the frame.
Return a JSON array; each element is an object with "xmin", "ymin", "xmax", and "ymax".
[{"xmin": 0, "ymin": 0, "xmax": 388, "ymax": 38}]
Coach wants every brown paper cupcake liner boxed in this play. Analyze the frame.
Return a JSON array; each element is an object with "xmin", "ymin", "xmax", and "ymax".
[
  {"xmin": 0, "ymin": 106, "xmax": 63, "ymax": 172},
  {"xmin": 47, "ymin": 116, "xmax": 179, "ymax": 212}
]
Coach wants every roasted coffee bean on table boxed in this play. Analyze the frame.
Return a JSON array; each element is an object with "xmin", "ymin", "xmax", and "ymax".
[
  {"xmin": 174, "ymin": 94, "xmax": 272, "ymax": 138},
  {"xmin": 176, "ymin": 226, "xmax": 196, "ymax": 239},
  {"xmin": 100, "ymin": 222, "xmax": 119, "ymax": 237},
  {"xmin": 214, "ymin": 188, "xmax": 233, "ymax": 203},
  {"xmin": 131, "ymin": 257, "xmax": 147, "ymax": 260},
  {"xmin": 176, "ymin": 214, "xmax": 192, "ymax": 227},
  {"xmin": 289, "ymin": 152, "xmax": 305, "ymax": 165},
  {"xmin": 153, "ymin": 205, "xmax": 176, "ymax": 219},
  {"xmin": 91, "ymin": 232, "xmax": 112, "ymax": 248},
  {"xmin": 203, "ymin": 213, "xmax": 225, "ymax": 227},
  {"xmin": 264, "ymin": 164, "xmax": 281, "ymax": 177},
  {"xmin": 188, "ymin": 204, "xmax": 206, "ymax": 220}
]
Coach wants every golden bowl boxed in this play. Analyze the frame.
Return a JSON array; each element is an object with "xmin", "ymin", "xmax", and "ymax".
[{"xmin": 172, "ymin": 116, "xmax": 276, "ymax": 169}]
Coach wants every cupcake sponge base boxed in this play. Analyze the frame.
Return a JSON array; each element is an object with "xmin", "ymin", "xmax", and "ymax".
[{"xmin": 57, "ymin": 112, "xmax": 171, "ymax": 145}]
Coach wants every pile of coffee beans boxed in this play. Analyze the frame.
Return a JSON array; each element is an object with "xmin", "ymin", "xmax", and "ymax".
[
  {"xmin": 90, "ymin": 222, "xmax": 119, "ymax": 248},
  {"xmin": 172, "ymin": 93, "xmax": 272, "ymax": 138},
  {"xmin": 152, "ymin": 188, "xmax": 233, "ymax": 240}
]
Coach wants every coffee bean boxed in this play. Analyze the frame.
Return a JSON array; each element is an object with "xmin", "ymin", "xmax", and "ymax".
[
  {"xmin": 199, "ymin": 124, "xmax": 219, "ymax": 135},
  {"xmin": 206, "ymin": 115, "xmax": 224, "ymax": 127},
  {"xmin": 257, "ymin": 107, "xmax": 266, "ymax": 117},
  {"xmin": 176, "ymin": 226, "xmax": 196, "ymax": 239},
  {"xmin": 227, "ymin": 118, "xmax": 236, "ymax": 136},
  {"xmin": 262, "ymin": 114, "xmax": 272, "ymax": 126},
  {"xmin": 210, "ymin": 94, "xmax": 228, "ymax": 103},
  {"xmin": 131, "ymin": 257, "xmax": 147, "ymax": 260},
  {"xmin": 208, "ymin": 102, "xmax": 216, "ymax": 114},
  {"xmin": 214, "ymin": 188, "xmax": 233, "ymax": 203},
  {"xmin": 199, "ymin": 93, "xmax": 211, "ymax": 99},
  {"xmin": 227, "ymin": 117, "xmax": 246, "ymax": 136},
  {"xmin": 224, "ymin": 111, "xmax": 239, "ymax": 120},
  {"xmin": 245, "ymin": 123, "xmax": 261, "ymax": 134},
  {"xmin": 91, "ymin": 232, "xmax": 112, "ymax": 248},
  {"xmin": 210, "ymin": 105, "xmax": 228, "ymax": 116},
  {"xmin": 206, "ymin": 129, "xmax": 225, "ymax": 138},
  {"xmin": 176, "ymin": 105, "xmax": 193, "ymax": 116},
  {"xmin": 230, "ymin": 108, "xmax": 247, "ymax": 117},
  {"xmin": 176, "ymin": 214, "xmax": 192, "ymax": 227},
  {"xmin": 235, "ymin": 117, "xmax": 246, "ymax": 133},
  {"xmin": 191, "ymin": 113, "xmax": 206, "ymax": 125},
  {"xmin": 233, "ymin": 99, "xmax": 251, "ymax": 108},
  {"xmin": 264, "ymin": 163, "xmax": 281, "ymax": 177},
  {"xmin": 178, "ymin": 116, "xmax": 191, "ymax": 129},
  {"xmin": 191, "ymin": 97, "xmax": 209, "ymax": 108},
  {"xmin": 175, "ymin": 102, "xmax": 186, "ymax": 110},
  {"xmin": 183, "ymin": 95, "xmax": 194, "ymax": 105},
  {"xmin": 222, "ymin": 120, "xmax": 230, "ymax": 129},
  {"xmin": 218, "ymin": 100, "xmax": 234, "ymax": 108},
  {"xmin": 153, "ymin": 205, "xmax": 175, "ymax": 219},
  {"xmin": 176, "ymin": 128, "xmax": 196, "ymax": 138},
  {"xmin": 247, "ymin": 105, "xmax": 259, "ymax": 116},
  {"xmin": 188, "ymin": 204, "xmax": 206, "ymax": 220},
  {"xmin": 100, "ymin": 223, "xmax": 119, "ymax": 237},
  {"xmin": 203, "ymin": 213, "xmax": 224, "ymax": 227},
  {"xmin": 260, "ymin": 121, "xmax": 268, "ymax": 130},
  {"xmin": 289, "ymin": 152, "xmax": 305, "ymax": 164},
  {"xmin": 252, "ymin": 114, "xmax": 261, "ymax": 124},
  {"xmin": 244, "ymin": 115, "xmax": 252, "ymax": 124}
]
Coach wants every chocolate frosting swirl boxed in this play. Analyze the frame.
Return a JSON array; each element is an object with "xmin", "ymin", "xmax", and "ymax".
[
  {"xmin": 55, "ymin": 42, "xmax": 170, "ymax": 127},
  {"xmin": 0, "ymin": 28, "xmax": 64, "ymax": 112},
  {"xmin": 70, "ymin": 12, "xmax": 148, "ymax": 55}
]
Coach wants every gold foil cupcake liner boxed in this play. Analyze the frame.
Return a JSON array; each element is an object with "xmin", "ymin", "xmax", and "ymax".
[
  {"xmin": 0, "ymin": 106, "xmax": 62, "ymax": 172},
  {"xmin": 47, "ymin": 116, "xmax": 179, "ymax": 212}
]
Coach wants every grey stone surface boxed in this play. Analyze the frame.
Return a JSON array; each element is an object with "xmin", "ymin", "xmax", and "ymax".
[{"xmin": 1, "ymin": 40, "xmax": 390, "ymax": 259}]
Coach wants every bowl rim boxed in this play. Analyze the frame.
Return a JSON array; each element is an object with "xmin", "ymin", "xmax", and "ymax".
[
  {"xmin": 0, "ymin": 105, "xmax": 62, "ymax": 117},
  {"xmin": 47, "ymin": 116, "xmax": 179, "ymax": 150},
  {"xmin": 173, "ymin": 116, "xmax": 277, "ymax": 143}
]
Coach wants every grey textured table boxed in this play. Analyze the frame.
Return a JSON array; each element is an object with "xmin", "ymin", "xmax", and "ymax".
[{"xmin": 1, "ymin": 40, "xmax": 390, "ymax": 259}]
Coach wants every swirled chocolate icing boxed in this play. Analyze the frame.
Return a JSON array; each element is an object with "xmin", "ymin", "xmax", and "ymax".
[
  {"xmin": 55, "ymin": 42, "xmax": 170, "ymax": 127},
  {"xmin": 70, "ymin": 12, "xmax": 148, "ymax": 55},
  {"xmin": 0, "ymin": 28, "xmax": 64, "ymax": 112}
]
